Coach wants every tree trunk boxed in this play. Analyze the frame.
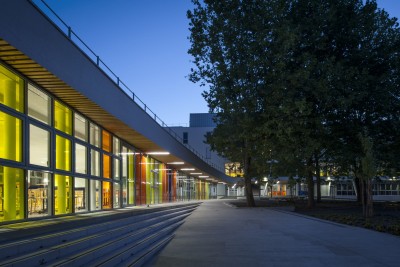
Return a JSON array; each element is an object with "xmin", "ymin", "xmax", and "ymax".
[
  {"xmin": 306, "ymin": 157, "xmax": 315, "ymax": 208},
  {"xmin": 361, "ymin": 179, "xmax": 367, "ymax": 217},
  {"xmin": 354, "ymin": 177, "xmax": 362, "ymax": 203},
  {"xmin": 244, "ymin": 155, "xmax": 255, "ymax": 207},
  {"xmin": 315, "ymin": 153, "xmax": 321, "ymax": 203},
  {"xmin": 365, "ymin": 179, "xmax": 374, "ymax": 217}
]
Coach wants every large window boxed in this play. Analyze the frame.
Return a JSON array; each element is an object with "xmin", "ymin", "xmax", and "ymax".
[
  {"xmin": 0, "ymin": 111, "xmax": 22, "ymax": 162},
  {"xmin": 113, "ymin": 137, "xmax": 120, "ymax": 155},
  {"xmin": 28, "ymin": 170, "xmax": 51, "ymax": 218},
  {"xmin": 0, "ymin": 166, "xmax": 25, "ymax": 222},
  {"xmin": 74, "ymin": 113, "xmax": 87, "ymax": 141},
  {"xmin": 0, "ymin": 64, "xmax": 24, "ymax": 112},
  {"xmin": 75, "ymin": 177, "xmax": 88, "ymax": 213},
  {"xmin": 54, "ymin": 174, "xmax": 72, "ymax": 215},
  {"xmin": 113, "ymin": 158, "xmax": 120, "ymax": 180},
  {"xmin": 103, "ymin": 154, "xmax": 111, "ymax": 178},
  {"xmin": 90, "ymin": 179, "xmax": 101, "ymax": 211},
  {"xmin": 54, "ymin": 100, "xmax": 72, "ymax": 135},
  {"xmin": 55, "ymin": 135, "xmax": 71, "ymax": 171},
  {"xmin": 90, "ymin": 123, "xmax": 100, "ymax": 147},
  {"xmin": 102, "ymin": 181, "xmax": 112, "ymax": 209},
  {"xmin": 91, "ymin": 149, "xmax": 100, "ymax": 176},
  {"xmin": 102, "ymin": 130, "xmax": 111, "ymax": 152},
  {"xmin": 75, "ymin": 143, "xmax": 87, "ymax": 174},
  {"xmin": 29, "ymin": 124, "xmax": 50, "ymax": 167},
  {"xmin": 113, "ymin": 182, "xmax": 120, "ymax": 208},
  {"xmin": 28, "ymin": 84, "xmax": 51, "ymax": 124}
]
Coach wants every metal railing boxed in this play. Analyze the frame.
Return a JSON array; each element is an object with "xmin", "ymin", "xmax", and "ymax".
[{"xmin": 30, "ymin": 0, "xmax": 224, "ymax": 173}]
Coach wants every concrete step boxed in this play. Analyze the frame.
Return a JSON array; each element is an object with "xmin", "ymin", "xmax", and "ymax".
[
  {"xmin": 0, "ymin": 204, "xmax": 197, "ymax": 261},
  {"xmin": 0, "ymin": 204, "xmax": 198, "ymax": 266}
]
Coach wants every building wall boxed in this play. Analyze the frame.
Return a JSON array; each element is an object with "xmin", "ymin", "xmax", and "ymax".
[{"xmin": 0, "ymin": 62, "xmax": 216, "ymax": 223}]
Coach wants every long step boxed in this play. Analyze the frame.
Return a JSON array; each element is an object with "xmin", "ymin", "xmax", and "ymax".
[
  {"xmin": 50, "ymin": 218, "xmax": 187, "ymax": 266},
  {"xmin": 0, "ymin": 204, "xmax": 198, "ymax": 262},
  {"xmin": 75, "ymin": 222, "xmax": 182, "ymax": 267},
  {"xmin": 0, "ymin": 210, "xmax": 193, "ymax": 267}
]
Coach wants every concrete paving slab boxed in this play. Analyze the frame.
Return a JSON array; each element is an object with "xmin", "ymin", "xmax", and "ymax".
[{"xmin": 150, "ymin": 199, "xmax": 400, "ymax": 267}]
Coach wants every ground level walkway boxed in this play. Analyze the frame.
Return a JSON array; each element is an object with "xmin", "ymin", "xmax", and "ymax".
[{"xmin": 150, "ymin": 199, "xmax": 400, "ymax": 267}]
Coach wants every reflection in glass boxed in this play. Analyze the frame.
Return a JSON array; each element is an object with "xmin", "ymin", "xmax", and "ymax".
[
  {"xmin": 75, "ymin": 143, "xmax": 87, "ymax": 174},
  {"xmin": 91, "ymin": 149, "xmax": 100, "ymax": 176},
  {"xmin": 28, "ymin": 84, "xmax": 51, "ymax": 124},
  {"xmin": 74, "ymin": 113, "xmax": 87, "ymax": 141},
  {"xmin": 90, "ymin": 123, "xmax": 100, "ymax": 147},
  {"xmin": 29, "ymin": 124, "xmax": 50, "ymax": 167}
]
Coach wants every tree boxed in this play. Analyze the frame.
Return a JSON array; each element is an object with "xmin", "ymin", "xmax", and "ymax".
[{"xmin": 187, "ymin": 0, "xmax": 400, "ymax": 209}]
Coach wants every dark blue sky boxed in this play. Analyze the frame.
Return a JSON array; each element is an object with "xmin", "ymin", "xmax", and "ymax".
[{"xmin": 37, "ymin": 0, "xmax": 400, "ymax": 126}]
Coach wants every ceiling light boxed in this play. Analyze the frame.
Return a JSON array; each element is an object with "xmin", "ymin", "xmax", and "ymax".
[
  {"xmin": 190, "ymin": 173, "xmax": 202, "ymax": 175},
  {"xmin": 147, "ymin": 152, "xmax": 170, "ymax": 155},
  {"xmin": 199, "ymin": 176, "xmax": 209, "ymax": 178},
  {"xmin": 168, "ymin": 162, "xmax": 185, "ymax": 165},
  {"xmin": 181, "ymin": 168, "xmax": 195, "ymax": 171}
]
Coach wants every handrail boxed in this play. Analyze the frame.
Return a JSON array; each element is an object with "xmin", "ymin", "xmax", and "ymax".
[{"xmin": 29, "ymin": 0, "xmax": 224, "ymax": 173}]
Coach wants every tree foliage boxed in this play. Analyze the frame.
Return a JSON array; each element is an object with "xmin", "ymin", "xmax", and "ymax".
[{"xmin": 188, "ymin": 0, "xmax": 400, "ymax": 208}]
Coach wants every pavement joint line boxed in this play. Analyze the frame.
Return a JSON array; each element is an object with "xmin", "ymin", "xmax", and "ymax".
[{"xmin": 269, "ymin": 207, "xmax": 349, "ymax": 228}]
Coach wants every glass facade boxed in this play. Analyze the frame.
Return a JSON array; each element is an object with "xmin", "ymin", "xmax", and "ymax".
[{"xmin": 0, "ymin": 62, "xmax": 215, "ymax": 223}]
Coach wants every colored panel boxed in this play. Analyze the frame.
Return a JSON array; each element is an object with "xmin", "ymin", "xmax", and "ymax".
[
  {"xmin": 103, "ymin": 154, "xmax": 111, "ymax": 178},
  {"xmin": 102, "ymin": 130, "xmax": 111, "ymax": 152},
  {"xmin": 128, "ymin": 150, "xmax": 134, "ymax": 204},
  {"xmin": 146, "ymin": 157, "xmax": 152, "ymax": 204},
  {"xmin": 0, "ymin": 166, "xmax": 25, "ymax": 222},
  {"xmin": 0, "ymin": 111, "xmax": 22, "ymax": 162},
  {"xmin": 55, "ymin": 135, "xmax": 71, "ymax": 171},
  {"xmin": 102, "ymin": 181, "xmax": 112, "ymax": 209},
  {"xmin": 54, "ymin": 174, "xmax": 72, "ymax": 215},
  {"xmin": 0, "ymin": 64, "xmax": 24, "ymax": 112},
  {"xmin": 135, "ymin": 154, "xmax": 142, "ymax": 205},
  {"xmin": 140, "ymin": 156, "xmax": 147, "ymax": 205},
  {"xmin": 54, "ymin": 100, "xmax": 72, "ymax": 135}
]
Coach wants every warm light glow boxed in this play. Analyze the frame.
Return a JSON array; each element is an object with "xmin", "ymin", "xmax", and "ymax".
[
  {"xmin": 181, "ymin": 168, "xmax": 195, "ymax": 171},
  {"xmin": 168, "ymin": 162, "xmax": 184, "ymax": 165},
  {"xmin": 146, "ymin": 151, "xmax": 170, "ymax": 155}
]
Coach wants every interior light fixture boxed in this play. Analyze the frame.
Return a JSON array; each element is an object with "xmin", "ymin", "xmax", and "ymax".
[
  {"xmin": 199, "ymin": 176, "xmax": 209, "ymax": 178},
  {"xmin": 190, "ymin": 173, "xmax": 202, "ymax": 175},
  {"xmin": 168, "ymin": 162, "xmax": 185, "ymax": 165},
  {"xmin": 181, "ymin": 168, "xmax": 195, "ymax": 171}
]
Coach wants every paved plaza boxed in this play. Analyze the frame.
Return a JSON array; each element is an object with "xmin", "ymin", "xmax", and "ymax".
[{"xmin": 150, "ymin": 199, "xmax": 400, "ymax": 267}]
